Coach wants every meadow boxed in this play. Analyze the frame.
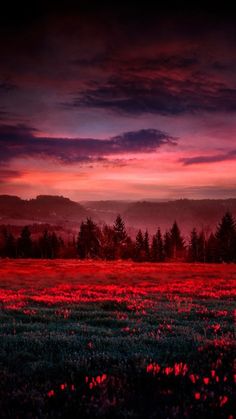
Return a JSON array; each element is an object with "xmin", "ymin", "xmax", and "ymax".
[{"xmin": 0, "ymin": 260, "xmax": 235, "ymax": 418}]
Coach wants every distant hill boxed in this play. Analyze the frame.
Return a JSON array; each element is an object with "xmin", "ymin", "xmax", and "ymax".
[
  {"xmin": 81, "ymin": 200, "xmax": 132, "ymax": 224},
  {"xmin": 84, "ymin": 198, "xmax": 236, "ymax": 236},
  {"xmin": 125, "ymin": 199, "xmax": 236, "ymax": 236},
  {"xmin": 0, "ymin": 195, "xmax": 89, "ymax": 227},
  {"xmin": 0, "ymin": 195, "xmax": 236, "ymax": 237}
]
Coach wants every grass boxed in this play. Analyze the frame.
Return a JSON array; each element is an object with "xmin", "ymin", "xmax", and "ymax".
[{"xmin": 0, "ymin": 260, "xmax": 235, "ymax": 418}]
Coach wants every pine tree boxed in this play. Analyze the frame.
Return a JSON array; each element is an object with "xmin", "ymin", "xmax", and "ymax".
[
  {"xmin": 151, "ymin": 235, "xmax": 158, "ymax": 261},
  {"xmin": 151, "ymin": 228, "xmax": 164, "ymax": 262},
  {"xmin": 113, "ymin": 215, "xmax": 127, "ymax": 243},
  {"xmin": 135, "ymin": 229, "xmax": 145, "ymax": 261},
  {"xmin": 215, "ymin": 212, "xmax": 236, "ymax": 262},
  {"xmin": 156, "ymin": 228, "xmax": 164, "ymax": 261},
  {"xmin": 170, "ymin": 221, "xmax": 185, "ymax": 259},
  {"xmin": 51, "ymin": 232, "xmax": 60, "ymax": 258},
  {"xmin": 197, "ymin": 231, "xmax": 206, "ymax": 262},
  {"xmin": 206, "ymin": 233, "xmax": 218, "ymax": 263},
  {"xmin": 189, "ymin": 228, "xmax": 198, "ymax": 262},
  {"xmin": 143, "ymin": 230, "xmax": 150, "ymax": 261},
  {"xmin": 17, "ymin": 226, "xmax": 32, "ymax": 258},
  {"xmin": 113, "ymin": 215, "xmax": 127, "ymax": 258},
  {"xmin": 39, "ymin": 230, "xmax": 51, "ymax": 258},
  {"xmin": 101, "ymin": 225, "xmax": 116, "ymax": 260},
  {"xmin": 164, "ymin": 231, "xmax": 172, "ymax": 260},
  {"xmin": 1, "ymin": 227, "xmax": 16, "ymax": 258},
  {"xmin": 77, "ymin": 218, "xmax": 101, "ymax": 259}
]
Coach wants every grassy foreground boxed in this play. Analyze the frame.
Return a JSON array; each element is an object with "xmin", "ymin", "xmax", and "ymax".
[{"xmin": 0, "ymin": 260, "xmax": 235, "ymax": 418}]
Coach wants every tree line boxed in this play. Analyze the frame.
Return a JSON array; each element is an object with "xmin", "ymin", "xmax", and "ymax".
[{"xmin": 0, "ymin": 212, "xmax": 236, "ymax": 263}]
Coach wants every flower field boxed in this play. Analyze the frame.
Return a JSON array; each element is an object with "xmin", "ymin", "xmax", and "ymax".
[{"xmin": 0, "ymin": 260, "xmax": 235, "ymax": 418}]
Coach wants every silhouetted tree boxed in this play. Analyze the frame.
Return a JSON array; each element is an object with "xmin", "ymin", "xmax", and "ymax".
[
  {"xmin": 100, "ymin": 225, "xmax": 116, "ymax": 260},
  {"xmin": 215, "ymin": 212, "xmax": 236, "ymax": 262},
  {"xmin": 121, "ymin": 236, "xmax": 135, "ymax": 260},
  {"xmin": 205, "ymin": 233, "xmax": 218, "ymax": 263},
  {"xmin": 156, "ymin": 228, "xmax": 164, "ymax": 261},
  {"xmin": 164, "ymin": 231, "xmax": 172, "ymax": 260},
  {"xmin": 17, "ymin": 226, "xmax": 33, "ymax": 258},
  {"xmin": 113, "ymin": 215, "xmax": 127, "ymax": 244},
  {"xmin": 51, "ymin": 232, "xmax": 61, "ymax": 258},
  {"xmin": 135, "ymin": 229, "xmax": 145, "ymax": 261},
  {"xmin": 189, "ymin": 228, "xmax": 198, "ymax": 262},
  {"xmin": 77, "ymin": 218, "xmax": 101, "ymax": 259},
  {"xmin": 143, "ymin": 230, "xmax": 150, "ymax": 260},
  {"xmin": 113, "ymin": 215, "xmax": 127, "ymax": 258},
  {"xmin": 39, "ymin": 230, "xmax": 51, "ymax": 258},
  {"xmin": 197, "ymin": 231, "xmax": 206, "ymax": 262},
  {"xmin": 170, "ymin": 221, "xmax": 185, "ymax": 259},
  {"xmin": 1, "ymin": 227, "xmax": 16, "ymax": 257},
  {"xmin": 151, "ymin": 235, "xmax": 158, "ymax": 262}
]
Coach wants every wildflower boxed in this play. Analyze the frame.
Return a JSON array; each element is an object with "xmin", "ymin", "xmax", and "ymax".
[
  {"xmin": 219, "ymin": 395, "xmax": 228, "ymax": 407},
  {"xmin": 203, "ymin": 377, "xmax": 210, "ymax": 385},
  {"xmin": 194, "ymin": 392, "xmax": 201, "ymax": 400},
  {"xmin": 47, "ymin": 390, "xmax": 55, "ymax": 397},
  {"xmin": 189, "ymin": 374, "xmax": 196, "ymax": 384}
]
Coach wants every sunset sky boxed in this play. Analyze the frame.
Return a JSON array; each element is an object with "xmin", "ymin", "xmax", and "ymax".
[{"xmin": 1, "ymin": 3, "xmax": 236, "ymax": 201}]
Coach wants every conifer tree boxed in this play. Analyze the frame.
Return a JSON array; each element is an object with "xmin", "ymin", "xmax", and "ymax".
[
  {"xmin": 143, "ymin": 230, "xmax": 150, "ymax": 260},
  {"xmin": 17, "ymin": 226, "xmax": 33, "ymax": 258},
  {"xmin": 101, "ymin": 224, "xmax": 116, "ymax": 260},
  {"xmin": 215, "ymin": 212, "xmax": 236, "ymax": 262},
  {"xmin": 1, "ymin": 227, "xmax": 16, "ymax": 258},
  {"xmin": 151, "ymin": 235, "xmax": 158, "ymax": 261},
  {"xmin": 113, "ymin": 215, "xmax": 127, "ymax": 244},
  {"xmin": 156, "ymin": 228, "xmax": 164, "ymax": 261},
  {"xmin": 135, "ymin": 229, "xmax": 145, "ymax": 261},
  {"xmin": 164, "ymin": 231, "xmax": 172, "ymax": 260},
  {"xmin": 197, "ymin": 231, "xmax": 206, "ymax": 262},
  {"xmin": 77, "ymin": 218, "xmax": 101, "ymax": 259},
  {"xmin": 205, "ymin": 233, "xmax": 218, "ymax": 263},
  {"xmin": 170, "ymin": 221, "xmax": 185, "ymax": 259},
  {"xmin": 189, "ymin": 228, "xmax": 198, "ymax": 262}
]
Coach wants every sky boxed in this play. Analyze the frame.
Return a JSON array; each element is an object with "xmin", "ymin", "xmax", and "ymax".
[{"xmin": 0, "ymin": 2, "xmax": 236, "ymax": 201}]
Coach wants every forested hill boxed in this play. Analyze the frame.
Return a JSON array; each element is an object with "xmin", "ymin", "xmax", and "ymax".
[
  {"xmin": 1, "ymin": 195, "xmax": 236, "ymax": 235},
  {"xmin": 0, "ymin": 195, "xmax": 89, "ymax": 225},
  {"xmin": 84, "ymin": 198, "xmax": 236, "ymax": 235}
]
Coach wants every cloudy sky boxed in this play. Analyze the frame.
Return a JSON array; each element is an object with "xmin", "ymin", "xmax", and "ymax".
[{"xmin": 1, "ymin": 2, "xmax": 236, "ymax": 200}]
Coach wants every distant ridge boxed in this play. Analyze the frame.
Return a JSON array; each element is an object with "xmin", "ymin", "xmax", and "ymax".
[
  {"xmin": 0, "ymin": 195, "xmax": 236, "ymax": 235},
  {"xmin": 0, "ymin": 195, "xmax": 89, "ymax": 225}
]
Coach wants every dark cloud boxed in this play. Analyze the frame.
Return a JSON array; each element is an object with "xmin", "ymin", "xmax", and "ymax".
[
  {"xmin": 181, "ymin": 150, "xmax": 236, "ymax": 165},
  {"xmin": 112, "ymin": 129, "xmax": 176, "ymax": 151},
  {"xmin": 0, "ymin": 124, "xmax": 176, "ymax": 164},
  {"xmin": 65, "ymin": 73, "xmax": 236, "ymax": 116},
  {"xmin": 0, "ymin": 4, "xmax": 236, "ymax": 118}
]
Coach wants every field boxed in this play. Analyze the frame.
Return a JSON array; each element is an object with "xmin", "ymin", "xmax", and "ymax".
[{"xmin": 0, "ymin": 261, "xmax": 235, "ymax": 418}]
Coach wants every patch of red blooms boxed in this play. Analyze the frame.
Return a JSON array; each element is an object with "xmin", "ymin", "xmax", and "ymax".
[
  {"xmin": 86, "ymin": 374, "xmax": 108, "ymax": 389},
  {"xmin": 203, "ymin": 377, "xmax": 210, "ymax": 385},
  {"xmin": 146, "ymin": 362, "xmax": 188, "ymax": 376},
  {"xmin": 0, "ymin": 261, "xmax": 235, "ymax": 312},
  {"xmin": 219, "ymin": 395, "xmax": 228, "ymax": 407},
  {"xmin": 47, "ymin": 390, "xmax": 55, "ymax": 398}
]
